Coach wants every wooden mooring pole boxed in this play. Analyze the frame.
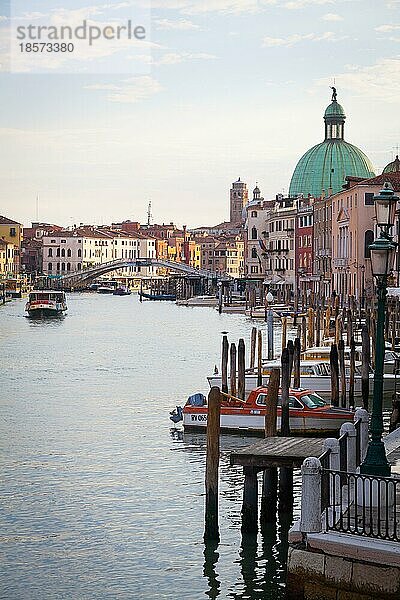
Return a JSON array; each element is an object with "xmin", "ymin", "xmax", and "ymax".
[
  {"xmin": 238, "ymin": 339, "xmax": 246, "ymax": 401},
  {"xmin": 330, "ymin": 343, "xmax": 339, "ymax": 407},
  {"xmin": 204, "ymin": 387, "xmax": 221, "ymax": 543},
  {"xmin": 257, "ymin": 330, "xmax": 263, "ymax": 386},
  {"xmin": 250, "ymin": 327, "xmax": 257, "ymax": 370},
  {"xmin": 361, "ymin": 324, "xmax": 370, "ymax": 411},
  {"xmin": 261, "ymin": 368, "xmax": 280, "ymax": 526},
  {"xmin": 221, "ymin": 335, "xmax": 229, "ymax": 394},
  {"xmin": 230, "ymin": 343, "xmax": 237, "ymax": 397},
  {"xmin": 293, "ymin": 337, "xmax": 301, "ymax": 388}
]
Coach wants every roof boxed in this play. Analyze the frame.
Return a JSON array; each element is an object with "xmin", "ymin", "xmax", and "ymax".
[
  {"xmin": 289, "ymin": 140, "xmax": 375, "ymax": 198},
  {"xmin": 383, "ymin": 155, "xmax": 400, "ymax": 174},
  {"xmin": 0, "ymin": 215, "xmax": 21, "ymax": 225},
  {"xmin": 324, "ymin": 100, "xmax": 346, "ymax": 120},
  {"xmin": 357, "ymin": 171, "xmax": 400, "ymax": 191}
]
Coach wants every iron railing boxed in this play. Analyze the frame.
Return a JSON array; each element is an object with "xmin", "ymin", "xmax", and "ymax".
[{"xmin": 323, "ymin": 470, "xmax": 399, "ymax": 542}]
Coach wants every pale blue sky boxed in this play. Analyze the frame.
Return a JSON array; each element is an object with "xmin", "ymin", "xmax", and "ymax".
[{"xmin": 0, "ymin": 0, "xmax": 399, "ymax": 228}]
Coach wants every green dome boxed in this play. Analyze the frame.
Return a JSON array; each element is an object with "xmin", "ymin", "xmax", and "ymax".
[
  {"xmin": 289, "ymin": 91, "xmax": 375, "ymax": 197},
  {"xmin": 289, "ymin": 140, "xmax": 375, "ymax": 198},
  {"xmin": 383, "ymin": 155, "xmax": 400, "ymax": 174},
  {"xmin": 324, "ymin": 101, "xmax": 346, "ymax": 119}
]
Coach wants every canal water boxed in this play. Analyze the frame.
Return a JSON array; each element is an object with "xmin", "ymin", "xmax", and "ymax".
[{"xmin": 1, "ymin": 294, "xmax": 299, "ymax": 599}]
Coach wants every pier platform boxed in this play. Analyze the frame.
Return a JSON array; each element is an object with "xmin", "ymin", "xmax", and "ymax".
[{"xmin": 230, "ymin": 436, "xmax": 324, "ymax": 469}]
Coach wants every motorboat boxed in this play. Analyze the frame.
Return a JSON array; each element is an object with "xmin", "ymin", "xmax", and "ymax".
[
  {"xmin": 97, "ymin": 286, "xmax": 115, "ymax": 294},
  {"xmin": 207, "ymin": 359, "xmax": 397, "ymax": 398},
  {"xmin": 170, "ymin": 387, "xmax": 355, "ymax": 436},
  {"xmin": 113, "ymin": 286, "xmax": 131, "ymax": 296},
  {"xmin": 25, "ymin": 290, "xmax": 67, "ymax": 317}
]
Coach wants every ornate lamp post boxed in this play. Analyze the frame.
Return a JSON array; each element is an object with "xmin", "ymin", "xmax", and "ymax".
[{"xmin": 360, "ymin": 183, "xmax": 398, "ymax": 477}]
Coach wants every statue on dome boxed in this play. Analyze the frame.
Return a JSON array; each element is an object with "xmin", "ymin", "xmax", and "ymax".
[{"xmin": 331, "ymin": 86, "xmax": 337, "ymax": 102}]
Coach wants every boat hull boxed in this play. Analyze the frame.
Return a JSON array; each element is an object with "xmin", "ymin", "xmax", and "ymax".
[
  {"xmin": 27, "ymin": 307, "xmax": 66, "ymax": 318},
  {"xmin": 183, "ymin": 408, "xmax": 352, "ymax": 436}
]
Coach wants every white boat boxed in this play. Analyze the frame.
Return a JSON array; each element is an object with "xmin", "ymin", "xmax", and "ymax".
[
  {"xmin": 25, "ymin": 290, "xmax": 67, "ymax": 317},
  {"xmin": 97, "ymin": 286, "xmax": 114, "ymax": 294},
  {"xmin": 207, "ymin": 359, "xmax": 397, "ymax": 398}
]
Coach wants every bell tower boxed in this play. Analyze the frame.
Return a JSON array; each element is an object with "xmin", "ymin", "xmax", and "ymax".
[{"xmin": 230, "ymin": 177, "xmax": 248, "ymax": 224}]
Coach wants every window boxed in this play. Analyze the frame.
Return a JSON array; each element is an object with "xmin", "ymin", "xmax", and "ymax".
[
  {"xmin": 10, "ymin": 227, "xmax": 16, "ymax": 237},
  {"xmin": 67, "ymin": 263, "xmax": 71, "ymax": 271},
  {"xmin": 77, "ymin": 263, "xmax": 82, "ymax": 270},
  {"xmin": 48, "ymin": 262, "xmax": 53, "ymax": 271},
  {"xmin": 48, "ymin": 248, "xmax": 53, "ymax": 257},
  {"xmin": 56, "ymin": 248, "xmax": 60, "ymax": 257},
  {"xmin": 365, "ymin": 193, "xmax": 374, "ymax": 206},
  {"xmin": 57, "ymin": 262, "xmax": 60, "ymax": 271},
  {"xmin": 251, "ymin": 247, "xmax": 257, "ymax": 258},
  {"xmin": 61, "ymin": 262, "xmax": 65, "ymax": 271},
  {"xmin": 365, "ymin": 230, "xmax": 374, "ymax": 259},
  {"xmin": 251, "ymin": 211, "xmax": 257, "ymax": 217},
  {"xmin": 251, "ymin": 227, "xmax": 257, "ymax": 240},
  {"xmin": 250, "ymin": 265, "xmax": 258, "ymax": 273},
  {"xmin": 67, "ymin": 249, "xmax": 71, "ymax": 257},
  {"xmin": 61, "ymin": 239, "xmax": 66, "ymax": 243},
  {"xmin": 78, "ymin": 249, "xmax": 82, "ymax": 258},
  {"xmin": 61, "ymin": 248, "xmax": 65, "ymax": 257}
]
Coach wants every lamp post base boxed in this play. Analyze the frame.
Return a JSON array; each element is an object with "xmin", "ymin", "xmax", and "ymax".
[{"xmin": 359, "ymin": 440, "xmax": 391, "ymax": 477}]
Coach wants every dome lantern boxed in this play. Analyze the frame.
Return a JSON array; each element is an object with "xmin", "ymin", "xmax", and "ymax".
[{"xmin": 324, "ymin": 87, "xmax": 346, "ymax": 140}]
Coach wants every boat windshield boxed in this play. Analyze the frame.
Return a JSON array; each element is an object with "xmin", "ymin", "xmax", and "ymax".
[{"xmin": 300, "ymin": 393, "xmax": 327, "ymax": 409}]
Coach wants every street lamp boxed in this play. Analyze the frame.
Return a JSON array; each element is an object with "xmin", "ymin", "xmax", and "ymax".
[{"xmin": 360, "ymin": 183, "xmax": 399, "ymax": 477}]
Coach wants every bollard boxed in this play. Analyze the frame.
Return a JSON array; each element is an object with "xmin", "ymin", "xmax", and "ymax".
[
  {"xmin": 204, "ymin": 387, "xmax": 221, "ymax": 542},
  {"xmin": 300, "ymin": 457, "xmax": 322, "ymax": 533},
  {"xmin": 323, "ymin": 438, "xmax": 340, "ymax": 505},
  {"xmin": 354, "ymin": 408, "xmax": 369, "ymax": 462},
  {"xmin": 340, "ymin": 422, "xmax": 357, "ymax": 473}
]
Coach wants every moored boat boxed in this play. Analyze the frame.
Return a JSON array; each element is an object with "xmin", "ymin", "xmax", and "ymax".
[
  {"xmin": 25, "ymin": 290, "xmax": 67, "ymax": 317},
  {"xmin": 113, "ymin": 286, "xmax": 131, "ymax": 296},
  {"xmin": 97, "ymin": 285, "xmax": 115, "ymax": 294},
  {"xmin": 171, "ymin": 387, "xmax": 355, "ymax": 435},
  {"xmin": 139, "ymin": 291, "xmax": 176, "ymax": 301},
  {"xmin": 207, "ymin": 359, "xmax": 397, "ymax": 397}
]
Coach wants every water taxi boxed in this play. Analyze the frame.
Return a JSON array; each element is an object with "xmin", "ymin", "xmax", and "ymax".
[
  {"xmin": 25, "ymin": 290, "xmax": 67, "ymax": 317},
  {"xmin": 171, "ymin": 387, "xmax": 354, "ymax": 435}
]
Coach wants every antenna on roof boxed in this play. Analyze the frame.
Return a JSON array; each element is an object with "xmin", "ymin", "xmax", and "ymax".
[{"xmin": 147, "ymin": 201, "xmax": 153, "ymax": 226}]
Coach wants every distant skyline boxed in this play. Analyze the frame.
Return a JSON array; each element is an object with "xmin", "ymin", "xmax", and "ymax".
[{"xmin": 0, "ymin": 0, "xmax": 399, "ymax": 228}]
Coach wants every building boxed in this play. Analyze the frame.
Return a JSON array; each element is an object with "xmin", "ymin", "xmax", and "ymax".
[
  {"xmin": 0, "ymin": 239, "xmax": 15, "ymax": 276},
  {"xmin": 0, "ymin": 215, "xmax": 23, "ymax": 273},
  {"xmin": 264, "ymin": 195, "xmax": 296, "ymax": 297},
  {"xmin": 331, "ymin": 171, "xmax": 400, "ymax": 303},
  {"xmin": 313, "ymin": 191, "xmax": 333, "ymax": 298},
  {"xmin": 230, "ymin": 177, "xmax": 248, "ymax": 224},
  {"xmin": 244, "ymin": 185, "xmax": 272, "ymax": 280},
  {"xmin": 295, "ymin": 195, "xmax": 314, "ymax": 302},
  {"xmin": 21, "ymin": 223, "xmax": 63, "ymax": 274},
  {"xmin": 42, "ymin": 227, "xmax": 157, "ymax": 278},
  {"xmin": 289, "ymin": 89, "xmax": 375, "ymax": 198}
]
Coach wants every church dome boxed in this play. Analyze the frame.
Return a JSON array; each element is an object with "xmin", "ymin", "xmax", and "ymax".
[
  {"xmin": 383, "ymin": 155, "xmax": 400, "ymax": 174},
  {"xmin": 289, "ymin": 89, "xmax": 375, "ymax": 198}
]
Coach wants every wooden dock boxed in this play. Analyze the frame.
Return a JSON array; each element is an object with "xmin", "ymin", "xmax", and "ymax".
[{"xmin": 230, "ymin": 436, "xmax": 325, "ymax": 469}]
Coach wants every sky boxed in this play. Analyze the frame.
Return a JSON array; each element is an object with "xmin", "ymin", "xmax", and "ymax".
[{"xmin": 0, "ymin": 0, "xmax": 399, "ymax": 229}]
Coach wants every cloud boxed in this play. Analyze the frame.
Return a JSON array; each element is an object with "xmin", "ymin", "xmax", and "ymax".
[
  {"xmin": 317, "ymin": 57, "xmax": 400, "ymax": 102},
  {"xmin": 148, "ymin": 0, "xmax": 277, "ymax": 15},
  {"xmin": 155, "ymin": 18, "xmax": 200, "ymax": 30},
  {"xmin": 375, "ymin": 24, "xmax": 400, "ymax": 32},
  {"xmin": 284, "ymin": 0, "xmax": 334, "ymax": 9},
  {"xmin": 322, "ymin": 12, "xmax": 343, "ymax": 21},
  {"xmin": 85, "ymin": 75, "xmax": 163, "ymax": 102},
  {"xmin": 262, "ymin": 30, "xmax": 346, "ymax": 47}
]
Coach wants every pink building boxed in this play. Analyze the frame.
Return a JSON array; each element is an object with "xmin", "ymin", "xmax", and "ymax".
[{"xmin": 331, "ymin": 172, "xmax": 400, "ymax": 303}]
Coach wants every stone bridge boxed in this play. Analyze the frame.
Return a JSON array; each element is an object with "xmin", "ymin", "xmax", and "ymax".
[{"xmin": 48, "ymin": 258, "xmax": 231, "ymax": 289}]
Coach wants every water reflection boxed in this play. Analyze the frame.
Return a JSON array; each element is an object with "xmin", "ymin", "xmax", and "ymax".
[{"xmin": 203, "ymin": 541, "xmax": 221, "ymax": 599}]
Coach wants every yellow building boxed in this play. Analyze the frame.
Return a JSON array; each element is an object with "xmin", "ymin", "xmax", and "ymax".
[
  {"xmin": 0, "ymin": 216, "xmax": 23, "ymax": 273},
  {"xmin": 0, "ymin": 239, "xmax": 16, "ymax": 276}
]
